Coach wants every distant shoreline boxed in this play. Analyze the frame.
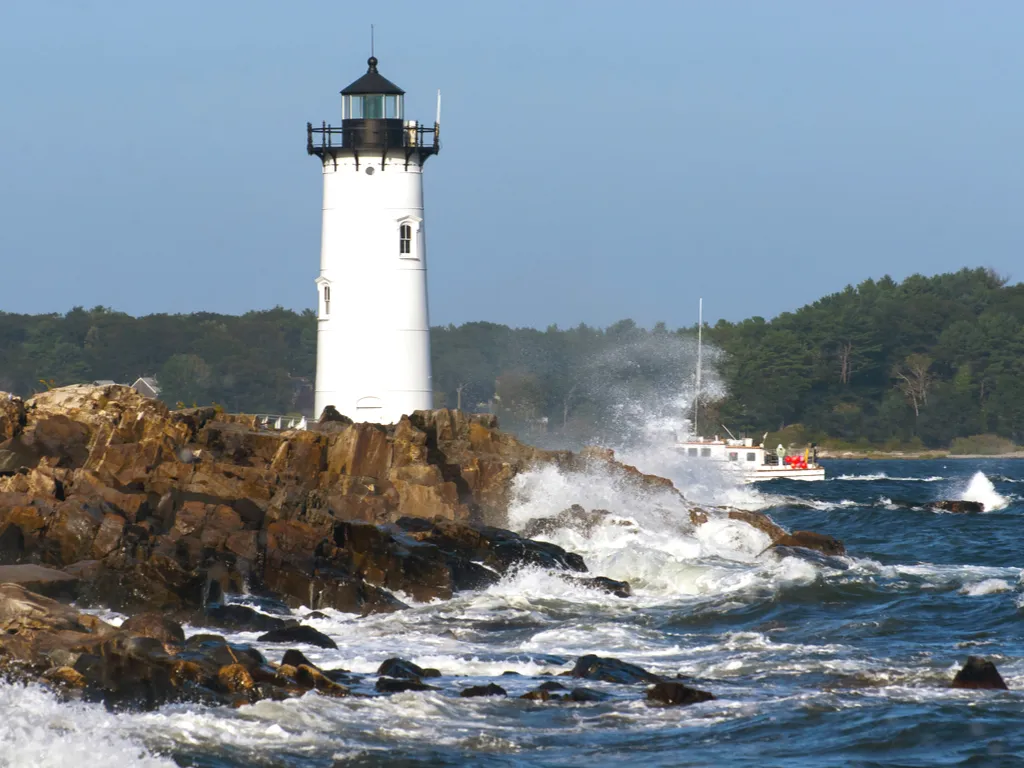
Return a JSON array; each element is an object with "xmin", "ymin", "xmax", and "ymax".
[{"xmin": 818, "ymin": 450, "xmax": 1024, "ymax": 461}]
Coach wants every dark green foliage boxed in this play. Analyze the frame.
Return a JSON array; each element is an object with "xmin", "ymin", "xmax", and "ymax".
[{"xmin": 1, "ymin": 268, "xmax": 1021, "ymax": 447}]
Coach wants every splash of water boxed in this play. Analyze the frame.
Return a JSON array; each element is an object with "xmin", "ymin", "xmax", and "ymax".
[
  {"xmin": 960, "ymin": 471, "xmax": 1009, "ymax": 511},
  {"xmin": 0, "ymin": 682, "xmax": 173, "ymax": 768}
]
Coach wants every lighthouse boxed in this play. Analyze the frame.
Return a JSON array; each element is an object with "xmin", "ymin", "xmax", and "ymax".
[{"xmin": 307, "ymin": 56, "xmax": 440, "ymax": 424}]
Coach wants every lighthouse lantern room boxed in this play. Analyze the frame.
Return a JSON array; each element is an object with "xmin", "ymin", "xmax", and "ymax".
[{"xmin": 307, "ymin": 56, "xmax": 440, "ymax": 424}]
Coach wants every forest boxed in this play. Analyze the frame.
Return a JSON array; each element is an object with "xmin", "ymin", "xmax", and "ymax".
[{"xmin": 1, "ymin": 268, "xmax": 1022, "ymax": 450}]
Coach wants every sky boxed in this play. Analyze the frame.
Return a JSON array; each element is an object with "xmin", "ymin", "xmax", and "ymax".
[{"xmin": 1, "ymin": 1, "xmax": 1022, "ymax": 329}]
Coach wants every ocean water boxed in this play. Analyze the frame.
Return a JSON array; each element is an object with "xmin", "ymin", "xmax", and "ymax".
[{"xmin": 2, "ymin": 458, "xmax": 1023, "ymax": 767}]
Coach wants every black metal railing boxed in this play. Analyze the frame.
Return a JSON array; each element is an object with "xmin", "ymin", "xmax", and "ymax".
[{"xmin": 307, "ymin": 121, "xmax": 440, "ymax": 156}]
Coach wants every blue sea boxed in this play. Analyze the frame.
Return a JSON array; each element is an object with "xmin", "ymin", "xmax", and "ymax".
[{"xmin": 2, "ymin": 458, "xmax": 1022, "ymax": 767}]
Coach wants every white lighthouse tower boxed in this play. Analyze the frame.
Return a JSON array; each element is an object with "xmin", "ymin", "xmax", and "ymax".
[{"xmin": 307, "ymin": 56, "xmax": 440, "ymax": 424}]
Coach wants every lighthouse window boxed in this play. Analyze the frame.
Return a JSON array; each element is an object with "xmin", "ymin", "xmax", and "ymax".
[
  {"xmin": 363, "ymin": 95, "xmax": 384, "ymax": 119},
  {"xmin": 323, "ymin": 285, "xmax": 331, "ymax": 315},
  {"xmin": 385, "ymin": 95, "xmax": 401, "ymax": 119},
  {"xmin": 400, "ymin": 223, "xmax": 412, "ymax": 255}
]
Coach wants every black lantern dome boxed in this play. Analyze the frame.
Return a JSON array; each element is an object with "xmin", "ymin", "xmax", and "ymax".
[{"xmin": 307, "ymin": 56, "xmax": 439, "ymax": 165}]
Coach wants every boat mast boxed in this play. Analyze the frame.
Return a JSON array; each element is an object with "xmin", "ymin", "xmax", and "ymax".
[{"xmin": 693, "ymin": 298, "xmax": 702, "ymax": 437}]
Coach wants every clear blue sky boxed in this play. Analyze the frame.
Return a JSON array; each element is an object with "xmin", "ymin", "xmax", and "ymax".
[{"xmin": 2, "ymin": 1, "xmax": 1022, "ymax": 329}]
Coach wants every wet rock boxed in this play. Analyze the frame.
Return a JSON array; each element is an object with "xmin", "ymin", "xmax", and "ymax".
[
  {"xmin": 294, "ymin": 664, "xmax": 350, "ymax": 697},
  {"xmin": 281, "ymin": 649, "xmax": 316, "ymax": 668},
  {"xmin": 216, "ymin": 663, "xmax": 256, "ymax": 694},
  {"xmin": 568, "ymin": 687, "xmax": 609, "ymax": 702},
  {"xmin": 929, "ymin": 500, "xmax": 985, "ymax": 514},
  {"xmin": 459, "ymin": 683, "xmax": 507, "ymax": 698},
  {"xmin": 728, "ymin": 510, "xmax": 787, "ymax": 540},
  {"xmin": 42, "ymin": 665, "xmax": 87, "ymax": 689},
  {"xmin": 377, "ymin": 657, "xmax": 442, "ymax": 679},
  {"xmin": 689, "ymin": 509, "xmax": 709, "ymax": 526},
  {"xmin": 119, "ymin": 613, "xmax": 185, "ymax": 645},
  {"xmin": 0, "ymin": 564, "xmax": 80, "ymax": 599},
  {"xmin": 204, "ymin": 603, "xmax": 290, "ymax": 633},
  {"xmin": 564, "ymin": 575, "xmax": 631, "ymax": 598},
  {"xmin": 538, "ymin": 680, "xmax": 566, "ymax": 691},
  {"xmin": 0, "ymin": 524, "xmax": 25, "ymax": 564},
  {"xmin": 375, "ymin": 676, "xmax": 438, "ymax": 693},
  {"xmin": 520, "ymin": 688, "xmax": 554, "ymax": 701},
  {"xmin": 646, "ymin": 681, "xmax": 716, "ymax": 707},
  {"xmin": 772, "ymin": 531, "xmax": 846, "ymax": 556},
  {"xmin": 570, "ymin": 655, "xmax": 661, "ymax": 685},
  {"xmin": 257, "ymin": 625, "xmax": 337, "ymax": 649},
  {"xmin": 951, "ymin": 656, "xmax": 1009, "ymax": 690},
  {"xmin": 520, "ymin": 504, "xmax": 608, "ymax": 540}
]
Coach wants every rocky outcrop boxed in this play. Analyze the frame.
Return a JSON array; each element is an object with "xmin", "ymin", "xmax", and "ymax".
[
  {"xmin": 0, "ymin": 385, "xmax": 644, "ymax": 618},
  {"xmin": 951, "ymin": 656, "xmax": 1009, "ymax": 690}
]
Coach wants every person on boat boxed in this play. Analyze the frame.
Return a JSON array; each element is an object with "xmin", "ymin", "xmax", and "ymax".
[{"xmin": 776, "ymin": 443, "xmax": 786, "ymax": 466}]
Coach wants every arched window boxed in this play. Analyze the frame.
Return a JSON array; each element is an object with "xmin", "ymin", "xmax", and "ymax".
[
  {"xmin": 399, "ymin": 223, "xmax": 412, "ymax": 255},
  {"xmin": 324, "ymin": 285, "xmax": 331, "ymax": 315}
]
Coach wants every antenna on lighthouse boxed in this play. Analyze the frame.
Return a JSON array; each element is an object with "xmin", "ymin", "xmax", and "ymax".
[{"xmin": 370, "ymin": 24, "xmax": 375, "ymax": 57}]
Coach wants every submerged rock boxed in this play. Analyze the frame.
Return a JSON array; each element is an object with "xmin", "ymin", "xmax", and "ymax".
[
  {"xmin": 257, "ymin": 625, "xmax": 337, "ymax": 649},
  {"xmin": 646, "ymin": 681, "xmax": 716, "ymax": 707},
  {"xmin": 570, "ymin": 655, "xmax": 661, "ymax": 685},
  {"xmin": 377, "ymin": 657, "xmax": 441, "ymax": 679},
  {"xmin": 460, "ymin": 683, "xmax": 507, "ymax": 698},
  {"xmin": 929, "ymin": 500, "xmax": 985, "ymax": 514},
  {"xmin": 376, "ymin": 676, "xmax": 438, "ymax": 693},
  {"xmin": 951, "ymin": 656, "xmax": 1009, "ymax": 690}
]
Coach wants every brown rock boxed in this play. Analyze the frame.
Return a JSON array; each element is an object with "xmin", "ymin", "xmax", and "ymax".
[
  {"xmin": 120, "ymin": 613, "xmax": 185, "ymax": 645},
  {"xmin": 0, "ymin": 564, "xmax": 80, "ymax": 599},
  {"xmin": 951, "ymin": 656, "xmax": 1009, "ymax": 690},
  {"xmin": 689, "ymin": 509, "xmax": 709, "ymax": 526},
  {"xmin": 773, "ymin": 531, "xmax": 846, "ymax": 556},
  {"xmin": 92, "ymin": 513, "xmax": 126, "ymax": 559},
  {"xmin": 728, "ymin": 510, "xmax": 787, "ymax": 541},
  {"xmin": 646, "ymin": 681, "xmax": 716, "ymax": 707},
  {"xmin": 0, "ymin": 394, "xmax": 26, "ymax": 442},
  {"xmin": 216, "ymin": 663, "xmax": 256, "ymax": 693},
  {"xmin": 42, "ymin": 665, "xmax": 87, "ymax": 689}
]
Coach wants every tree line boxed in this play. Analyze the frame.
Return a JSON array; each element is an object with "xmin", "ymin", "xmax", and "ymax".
[{"xmin": 1, "ymin": 268, "xmax": 1022, "ymax": 449}]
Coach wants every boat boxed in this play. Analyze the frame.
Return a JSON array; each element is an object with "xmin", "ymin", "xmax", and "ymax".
[
  {"xmin": 673, "ymin": 434, "xmax": 826, "ymax": 482},
  {"xmin": 679, "ymin": 298, "xmax": 825, "ymax": 482}
]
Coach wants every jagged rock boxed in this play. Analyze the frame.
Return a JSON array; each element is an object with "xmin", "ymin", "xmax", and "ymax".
[
  {"xmin": 646, "ymin": 681, "xmax": 716, "ymax": 706},
  {"xmin": 689, "ymin": 509, "xmax": 709, "ymax": 526},
  {"xmin": 570, "ymin": 655, "xmax": 661, "ymax": 684},
  {"xmin": 375, "ymin": 676, "xmax": 438, "ymax": 693},
  {"xmin": 728, "ymin": 510, "xmax": 787, "ymax": 540},
  {"xmin": 204, "ymin": 603, "xmax": 290, "ymax": 633},
  {"xmin": 0, "ymin": 564, "xmax": 80, "ymax": 599},
  {"xmin": 394, "ymin": 517, "xmax": 587, "ymax": 575},
  {"xmin": 772, "ymin": 531, "xmax": 846, "ymax": 556},
  {"xmin": 0, "ymin": 394, "xmax": 26, "ymax": 442},
  {"xmin": 951, "ymin": 656, "xmax": 1009, "ymax": 690},
  {"xmin": 119, "ymin": 613, "xmax": 185, "ymax": 645},
  {"xmin": 317, "ymin": 405, "xmax": 352, "ymax": 425},
  {"xmin": 564, "ymin": 575, "xmax": 631, "ymax": 598},
  {"xmin": 929, "ymin": 500, "xmax": 985, "ymax": 514},
  {"xmin": 460, "ymin": 683, "xmax": 507, "ymax": 698},
  {"xmin": 377, "ymin": 657, "xmax": 441, "ymax": 679},
  {"xmin": 520, "ymin": 504, "xmax": 609, "ymax": 540},
  {"xmin": 257, "ymin": 625, "xmax": 337, "ymax": 649}
]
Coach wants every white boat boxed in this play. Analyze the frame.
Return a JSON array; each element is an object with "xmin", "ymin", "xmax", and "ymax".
[
  {"xmin": 673, "ymin": 435, "xmax": 826, "ymax": 482},
  {"xmin": 682, "ymin": 298, "xmax": 824, "ymax": 482}
]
